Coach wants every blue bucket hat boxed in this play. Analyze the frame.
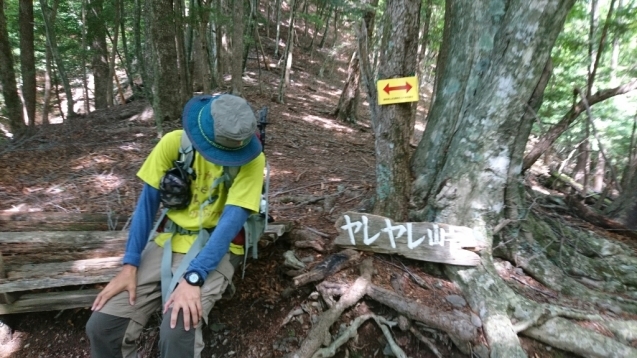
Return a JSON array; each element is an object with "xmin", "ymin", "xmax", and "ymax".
[{"xmin": 182, "ymin": 94, "xmax": 262, "ymax": 166}]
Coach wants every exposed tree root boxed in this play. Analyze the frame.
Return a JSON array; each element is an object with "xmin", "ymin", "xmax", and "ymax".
[
  {"xmin": 497, "ymin": 214, "xmax": 637, "ymax": 314},
  {"xmin": 445, "ymin": 261, "xmax": 529, "ymax": 358},
  {"xmin": 290, "ymin": 258, "xmax": 373, "ymax": 358},
  {"xmin": 602, "ymin": 319, "xmax": 637, "ymax": 343},
  {"xmin": 365, "ymin": 284, "xmax": 477, "ymax": 343},
  {"xmin": 522, "ymin": 317, "xmax": 637, "ymax": 357}
]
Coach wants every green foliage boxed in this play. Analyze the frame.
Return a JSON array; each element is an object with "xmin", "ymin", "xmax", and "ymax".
[{"xmin": 536, "ymin": 0, "xmax": 637, "ymax": 175}]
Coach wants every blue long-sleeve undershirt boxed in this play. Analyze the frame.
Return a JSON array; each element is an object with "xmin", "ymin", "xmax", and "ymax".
[
  {"xmin": 123, "ymin": 184, "xmax": 159, "ymax": 266},
  {"xmin": 122, "ymin": 183, "xmax": 249, "ymax": 280}
]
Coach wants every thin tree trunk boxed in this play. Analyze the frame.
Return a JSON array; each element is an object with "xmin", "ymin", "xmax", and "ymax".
[
  {"xmin": 107, "ymin": 0, "xmax": 121, "ymax": 107},
  {"xmin": 274, "ymin": 0, "xmax": 281, "ymax": 57},
  {"xmin": 134, "ymin": 0, "xmax": 152, "ymax": 101},
  {"xmin": 0, "ymin": 0, "xmax": 27, "ymax": 136},
  {"xmin": 587, "ymin": 0, "xmax": 616, "ymax": 96},
  {"xmin": 242, "ymin": 0, "xmax": 257, "ymax": 73},
  {"xmin": 318, "ymin": 3, "xmax": 332, "ymax": 48},
  {"xmin": 81, "ymin": 0, "xmax": 91, "ymax": 113},
  {"xmin": 87, "ymin": 0, "xmax": 109, "ymax": 109},
  {"xmin": 277, "ymin": 0, "xmax": 297, "ymax": 103},
  {"xmin": 572, "ymin": 138, "xmax": 590, "ymax": 193},
  {"xmin": 231, "ymin": 0, "xmax": 245, "ymax": 95},
  {"xmin": 52, "ymin": 64, "xmax": 65, "ymax": 122},
  {"xmin": 587, "ymin": 0, "xmax": 599, "ymax": 95},
  {"xmin": 416, "ymin": 0, "xmax": 432, "ymax": 90},
  {"xmin": 175, "ymin": 0, "xmax": 190, "ymax": 100},
  {"xmin": 40, "ymin": 0, "xmax": 75, "ymax": 119},
  {"xmin": 42, "ymin": 43, "xmax": 52, "ymax": 125},
  {"xmin": 593, "ymin": 151, "xmax": 605, "ymax": 193},
  {"xmin": 19, "ymin": 0, "xmax": 36, "ymax": 127},
  {"xmin": 610, "ymin": 0, "xmax": 623, "ymax": 85},
  {"xmin": 620, "ymin": 114, "xmax": 637, "ymax": 190},
  {"xmin": 332, "ymin": 51, "xmax": 360, "ymax": 123},
  {"xmin": 119, "ymin": 0, "xmax": 135, "ymax": 97}
]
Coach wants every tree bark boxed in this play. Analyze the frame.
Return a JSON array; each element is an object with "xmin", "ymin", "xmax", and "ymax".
[
  {"xmin": 41, "ymin": 0, "xmax": 75, "ymax": 119},
  {"xmin": 149, "ymin": 0, "xmax": 183, "ymax": 129},
  {"xmin": 0, "ymin": 0, "xmax": 26, "ymax": 137},
  {"xmin": 276, "ymin": 0, "xmax": 297, "ymax": 103},
  {"xmin": 87, "ymin": 0, "xmax": 109, "ymax": 110},
  {"xmin": 410, "ymin": 1, "xmax": 575, "ymax": 355},
  {"xmin": 231, "ymin": 0, "xmax": 245, "ymax": 96},
  {"xmin": 106, "ymin": 0, "xmax": 121, "ymax": 107},
  {"xmin": 370, "ymin": 0, "xmax": 421, "ymax": 222},
  {"xmin": 332, "ymin": 51, "xmax": 360, "ymax": 123},
  {"xmin": 19, "ymin": 0, "xmax": 36, "ymax": 127}
]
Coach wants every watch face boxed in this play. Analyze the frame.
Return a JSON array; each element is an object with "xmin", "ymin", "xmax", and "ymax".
[{"xmin": 187, "ymin": 272, "xmax": 200, "ymax": 284}]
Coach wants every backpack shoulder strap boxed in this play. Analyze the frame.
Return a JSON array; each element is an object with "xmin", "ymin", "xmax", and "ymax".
[{"xmin": 179, "ymin": 132, "xmax": 196, "ymax": 178}]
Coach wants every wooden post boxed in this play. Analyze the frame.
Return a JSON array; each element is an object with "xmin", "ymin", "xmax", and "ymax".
[{"xmin": 0, "ymin": 252, "xmax": 17, "ymax": 304}]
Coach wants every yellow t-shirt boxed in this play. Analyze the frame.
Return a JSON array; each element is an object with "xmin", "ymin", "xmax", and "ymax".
[{"xmin": 137, "ymin": 129, "xmax": 265, "ymax": 253}]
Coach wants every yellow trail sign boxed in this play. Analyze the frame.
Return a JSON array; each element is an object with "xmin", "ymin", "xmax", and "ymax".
[{"xmin": 377, "ymin": 76, "xmax": 419, "ymax": 105}]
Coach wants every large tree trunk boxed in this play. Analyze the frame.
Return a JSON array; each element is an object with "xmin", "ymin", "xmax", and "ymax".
[
  {"xmin": 87, "ymin": 0, "xmax": 109, "ymax": 110},
  {"xmin": 19, "ymin": 0, "xmax": 36, "ymax": 128},
  {"xmin": 0, "ymin": 0, "xmax": 26, "ymax": 137},
  {"xmin": 369, "ymin": 0, "xmax": 420, "ymax": 222},
  {"xmin": 410, "ymin": 1, "xmax": 575, "ymax": 356}
]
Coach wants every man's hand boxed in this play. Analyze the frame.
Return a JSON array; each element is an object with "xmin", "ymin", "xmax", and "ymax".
[
  {"xmin": 91, "ymin": 264, "xmax": 138, "ymax": 311},
  {"xmin": 163, "ymin": 279, "xmax": 202, "ymax": 331}
]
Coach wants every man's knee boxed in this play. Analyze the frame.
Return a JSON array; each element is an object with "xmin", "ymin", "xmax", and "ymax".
[
  {"xmin": 159, "ymin": 309, "xmax": 196, "ymax": 357},
  {"xmin": 86, "ymin": 312, "xmax": 131, "ymax": 358}
]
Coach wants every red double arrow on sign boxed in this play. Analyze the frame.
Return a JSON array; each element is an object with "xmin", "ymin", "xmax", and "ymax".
[{"xmin": 383, "ymin": 82, "xmax": 413, "ymax": 95}]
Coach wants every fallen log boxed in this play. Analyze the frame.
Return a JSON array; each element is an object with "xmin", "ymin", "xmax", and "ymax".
[
  {"xmin": 0, "ymin": 212, "xmax": 130, "ymax": 232},
  {"xmin": 566, "ymin": 195, "xmax": 637, "ymax": 239},
  {"xmin": 293, "ymin": 249, "xmax": 361, "ymax": 287},
  {"xmin": 0, "ymin": 230, "xmax": 128, "ymax": 266}
]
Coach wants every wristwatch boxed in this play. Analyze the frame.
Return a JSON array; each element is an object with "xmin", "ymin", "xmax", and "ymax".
[{"xmin": 184, "ymin": 271, "xmax": 204, "ymax": 286}]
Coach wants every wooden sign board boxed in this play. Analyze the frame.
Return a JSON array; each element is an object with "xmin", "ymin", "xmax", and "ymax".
[{"xmin": 334, "ymin": 212, "xmax": 484, "ymax": 266}]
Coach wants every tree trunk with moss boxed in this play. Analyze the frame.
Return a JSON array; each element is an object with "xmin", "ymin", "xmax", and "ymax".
[{"xmin": 409, "ymin": 1, "xmax": 637, "ymax": 356}]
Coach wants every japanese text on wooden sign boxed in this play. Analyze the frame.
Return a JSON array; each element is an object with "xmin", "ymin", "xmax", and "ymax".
[
  {"xmin": 376, "ymin": 76, "xmax": 419, "ymax": 105},
  {"xmin": 334, "ymin": 212, "xmax": 484, "ymax": 266}
]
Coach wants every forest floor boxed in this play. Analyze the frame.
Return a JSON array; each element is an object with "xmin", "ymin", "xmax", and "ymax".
[{"xmin": 1, "ymin": 26, "xmax": 633, "ymax": 358}]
